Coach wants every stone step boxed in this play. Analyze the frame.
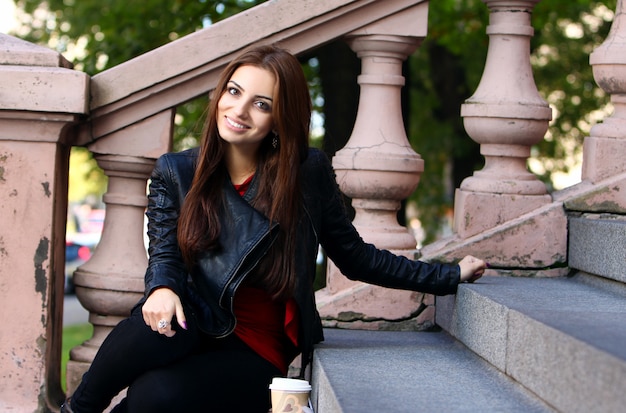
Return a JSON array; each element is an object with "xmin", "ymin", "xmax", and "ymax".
[
  {"xmin": 311, "ymin": 328, "xmax": 555, "ymax": 413},
  {"xmin": 568, "ymin": 214, "xmax": 626, "ymax": 284},
  {"xmin": 436, "ymin": 275, "xmax": 626, "ymax": 413}
]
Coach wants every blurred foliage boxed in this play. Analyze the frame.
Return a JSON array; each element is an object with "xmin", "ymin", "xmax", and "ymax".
[
  {"xmin": 532, "ymin": 0, "xmax": 616, "ymax": 180},
  {"xmin": 12, "ymin": 0, "xmax": 618, "ymax": 242},
  {"xmin": 67, "ymin": 147, "xmax": 105, "ymax": 203}
]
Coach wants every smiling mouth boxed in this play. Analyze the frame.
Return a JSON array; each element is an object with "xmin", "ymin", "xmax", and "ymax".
[{"xmin": 225, "ymin": 116, "xmax": 249, "ymax": 130}]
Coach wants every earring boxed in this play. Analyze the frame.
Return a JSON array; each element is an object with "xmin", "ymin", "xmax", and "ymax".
[{"xmin": 272, "ymin": 133, "xmax": 279, "ymax": 149}]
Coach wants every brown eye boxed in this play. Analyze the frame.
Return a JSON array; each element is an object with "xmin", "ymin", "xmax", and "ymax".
[{"xmin": 255, "ymin": 100, "xmax": 271, "ymax": 112}]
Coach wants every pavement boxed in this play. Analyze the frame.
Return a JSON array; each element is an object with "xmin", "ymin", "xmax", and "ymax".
[{"xmin": 63, "ymin": 294, "xmax": 90, "ymax": 326}]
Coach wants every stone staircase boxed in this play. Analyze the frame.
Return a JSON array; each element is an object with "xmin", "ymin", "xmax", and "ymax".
[{"xmin": 310, "ymin": 213, "xmax": 626, "ymax": 412}]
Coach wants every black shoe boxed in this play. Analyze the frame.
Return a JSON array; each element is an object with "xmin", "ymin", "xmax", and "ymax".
[{"xmin": 60, "ymin": 398, "xmax": 75, "ymax": 413}]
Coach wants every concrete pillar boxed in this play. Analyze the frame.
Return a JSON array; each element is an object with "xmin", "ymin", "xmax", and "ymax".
[
  {"xmin": 455, "ymin": 0, "xmax": 553, "ymax": 238},
  {"xmin": 0, "ymin": 34, "xmax": 89, "ymax": 411}
]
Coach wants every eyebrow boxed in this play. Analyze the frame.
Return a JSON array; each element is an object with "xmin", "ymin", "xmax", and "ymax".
[{"xmin": 228, "ymin": 80, "xmax": 273, "ymax": 102}]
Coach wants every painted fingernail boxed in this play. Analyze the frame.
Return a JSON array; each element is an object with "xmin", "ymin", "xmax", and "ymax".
[
  {"xmin": 182, "ymin": 321, "xmax": 188, "ymax": 330},
  {"xmin": 486, "ymin": 262, "xmax": 491, "ymax": 268}
]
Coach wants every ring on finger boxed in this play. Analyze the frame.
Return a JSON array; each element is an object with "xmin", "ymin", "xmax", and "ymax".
[{"xmin": 157, "ymin": 319, "xmax": 169, "ymax": 329}]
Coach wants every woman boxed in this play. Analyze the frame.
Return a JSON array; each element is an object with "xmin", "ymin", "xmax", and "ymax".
[{"xmin": 63, "ymin": 44, "xmax": 486, "ymax": 413}]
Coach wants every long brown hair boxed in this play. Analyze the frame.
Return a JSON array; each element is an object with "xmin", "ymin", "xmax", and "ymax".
[{"xmin": 177, "ymin": 44, "xmax": 311, "ymax": 300}]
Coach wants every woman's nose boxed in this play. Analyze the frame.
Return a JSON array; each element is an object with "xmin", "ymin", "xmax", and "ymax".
[{"xmin": 232, "ymin": 100, "xmax": 249, "ymax": 118}]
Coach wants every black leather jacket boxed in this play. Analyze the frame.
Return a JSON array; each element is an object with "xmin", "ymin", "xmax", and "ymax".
[{"xmin": 143, "ymin": 147, "xmax": 461, "ymax": 368}]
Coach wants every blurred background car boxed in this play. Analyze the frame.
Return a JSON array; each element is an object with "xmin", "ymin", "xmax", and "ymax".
[{"xmin": 65, "ymin": 205, "xmax": 104, "ymax": 294}]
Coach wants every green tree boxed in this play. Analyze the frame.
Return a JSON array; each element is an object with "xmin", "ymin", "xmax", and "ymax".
[{"xmin": 532, "ymin": 0, "xmax": 616, "ymax": 183}]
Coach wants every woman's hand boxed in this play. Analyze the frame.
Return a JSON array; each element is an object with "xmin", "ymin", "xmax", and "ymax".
[
  {"xmin": 458, "ymin": 255, "xmax": 487, "ymax": 283},
  {"xmin": 142, "ymin": 287, "xmax": 187, "ymax": 337}
]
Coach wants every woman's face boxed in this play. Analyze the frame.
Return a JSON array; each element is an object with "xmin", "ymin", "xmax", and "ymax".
[{"xmin": 217, "ymin": 65, "xmax": 276, "ymax": 151}]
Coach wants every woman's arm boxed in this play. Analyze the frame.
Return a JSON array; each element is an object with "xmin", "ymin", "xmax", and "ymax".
[
  {"xmin": 312, "ymin": 151, "xmax": 485, "ymax": 295},
  {"xmin": 142, "ymin": 154, "xmax": 190, "ymax": 335}
]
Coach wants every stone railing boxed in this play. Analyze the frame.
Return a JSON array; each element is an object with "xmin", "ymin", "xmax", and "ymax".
[{"xmin": 0, "ymin": 0, "xmax": 624, "ymax": 411}]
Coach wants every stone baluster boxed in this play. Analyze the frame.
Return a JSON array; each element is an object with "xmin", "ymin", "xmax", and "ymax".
[
  {"xmin": 328, "ymin": 34, "xmax": 423, "ymax": 297},
  {"xmin": 317, "ymin": 3, "xmax": 437, "ymax": 330},
  {"xmin": 66, "ymin": 110, "xmax": 174, "ymax": 394},
  {"xmin": 586, "ymin": 0, "xmax": 626, "ymax": 182},
  {"xmin": 333, "ymin": 36, "xmax": 423, "ymax": 252},
  {"xmin": 454, "ymin": 0, "xmax": 553, "ymax": 239},
  {"xmin": 0, "ymin": 34, "xmax": 89, "ymax": 411}
]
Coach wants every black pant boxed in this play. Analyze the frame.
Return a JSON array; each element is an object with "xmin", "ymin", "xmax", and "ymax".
[{"xmin": 70, "ymin": 305, "xmax": 281, "ymax": 413}]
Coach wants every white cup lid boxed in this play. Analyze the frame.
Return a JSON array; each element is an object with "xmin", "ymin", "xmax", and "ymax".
[{"xmin": 269, "ymin": 377, "xmax": 312, "ymax": 392}]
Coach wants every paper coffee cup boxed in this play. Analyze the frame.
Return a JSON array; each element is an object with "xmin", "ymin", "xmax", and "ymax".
[{"xmin": 269, "ymin": 377, "xmax": 312, "ymax": 413}]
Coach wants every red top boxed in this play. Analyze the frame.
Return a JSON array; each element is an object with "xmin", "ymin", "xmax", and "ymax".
[{"xmin": 232, "ymin": 176, "xmax": 299, "ymax": 374}]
